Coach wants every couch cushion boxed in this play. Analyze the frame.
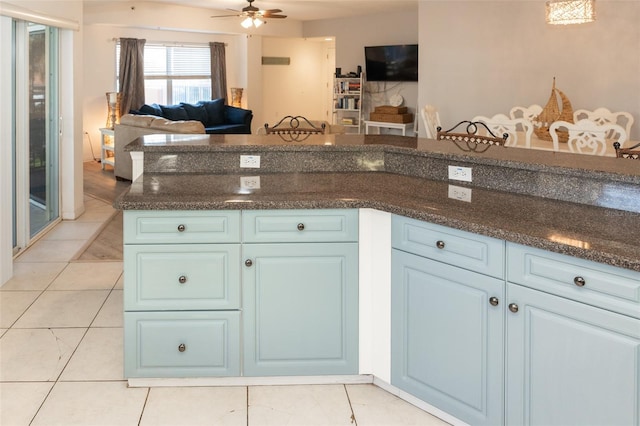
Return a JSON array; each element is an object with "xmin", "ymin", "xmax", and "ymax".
[
  {"xmin": 160, "ymin": 104, "xmax": 189, "ymax": 121},
  {"xmin": 149, "ymin": 117, "xmax": 205, "ymax": 133},
  {"xmin": 139, "ymin": 103, "xmax": 162, "ymax": 116},
  {"xmin": 119, "ymin": 114, "xmax": 157, "ymax": 127},
  {"xmin": 205, "ymin": 124, "xmax": 250, "ymax": 134},
  {"xmin": 180, "ymin": 102, "xmax": 209, "ymax": 124},
  {"xmin": 198, "ymin": 99, "xmax": 225, "ymax": 126}
]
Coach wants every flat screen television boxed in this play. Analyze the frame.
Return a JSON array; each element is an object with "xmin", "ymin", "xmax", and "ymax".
[{"xmin": 364, "ymin": 44, "xmax": 418, "ymax": 82}]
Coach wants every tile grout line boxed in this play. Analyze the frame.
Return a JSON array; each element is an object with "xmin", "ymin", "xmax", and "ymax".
[{"xmin": 343, "ymin": 384, "xmax": 358, "ymax": 425}]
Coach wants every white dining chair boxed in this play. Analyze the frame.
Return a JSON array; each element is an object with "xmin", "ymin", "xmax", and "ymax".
[
  {"xmin": 472, "ymin": 113, "xmax": 533, "ymax": 148},
  {"xmin": 573, "ymin": 107, "xmax": 634, "ymax": 141},
  {"xmin": 509, "ymin": 104, "xmax": 543, "ymax": 122},
  {"xmin": 549, "ymin": 119, "xmax": 627, "ymax": 156},
  {"xmin": 421, "ymin": 105, "xmax": 441, "ymax": 139}
]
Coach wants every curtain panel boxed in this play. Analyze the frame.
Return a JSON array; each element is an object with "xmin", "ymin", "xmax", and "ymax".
[
  {"xmin": 210, "ymin": 42, "xmax": 227, "ymax": 103},
  {"xmin": 119, "ymin": 38, "xmax": 146, "ymax": 115}
]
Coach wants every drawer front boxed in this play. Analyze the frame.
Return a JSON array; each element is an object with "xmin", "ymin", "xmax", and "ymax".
[
  {"xmin": 124, "ymin": 244, "xmax": 241, "ymax": 311},
  {"xmin": 392, "ymin": 215, "xmax": 505, "ymax": 279},
  {"xmin": 124, "ymin": 311, "xmax": 240, "ymax": 378},
  {"xmin": 507, "ymin": 242, "xmax": 640, "ymax": 319},
  {"xmin": 124, "ymin": 210, "xmax": 240, "ymax": 244},
  {"xmin": 242, "ymin": 209, "xmax": 358, "ymax": 243}
]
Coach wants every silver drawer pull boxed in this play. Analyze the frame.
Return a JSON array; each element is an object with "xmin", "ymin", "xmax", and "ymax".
[
  {"xmin": 297, "ymin": 223, "xmax": 305, "ymax": 231},
  {"xmin": 574, "ymin": 276, "xmax": 586, "ymax": 287},
  {"xmin": 245, "ymin": 259, "xmax": 253, "ymax": 267},
  {"xmin": 508, "ymin": 303, "xmax": 519, "ymax": 313},
  {"xmin": 177, "ymin": 224, "xmax": 186, "ymax": 232},
  {"xmin": 178, "ymin": 343, "xmax": 186, "ymax": 352},
  {"xmin": 489, "ymin": 297, "xmax": 499, "ymax": 306},
  {"xmin": 178, "ymin": 275, "xmax": 187, "ymax": 284},
  {"xmin": 436, "ymin": 240, "xmax": 445, "ymax": 249}
]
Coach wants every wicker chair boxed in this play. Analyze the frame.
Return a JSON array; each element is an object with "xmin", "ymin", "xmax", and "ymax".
[
  {"xmin": 437, "ymin": 120, "xmax": 508, "ymax": 151},
  {"xmin": 613, "ymin": 141, "xmax": 640, "ymax": 160}
]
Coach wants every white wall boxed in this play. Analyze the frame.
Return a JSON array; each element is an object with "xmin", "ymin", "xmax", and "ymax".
[
  {"xmin": 418, "ymin": 1, "xmax": 640, "ymax": 140},
  {"xmin": 261, "ymin": 37, "xmax": 332, "ymax": 129},
  {"xmin": 304, "ymin": 9, "xmax": 420, "ymax": 131}
]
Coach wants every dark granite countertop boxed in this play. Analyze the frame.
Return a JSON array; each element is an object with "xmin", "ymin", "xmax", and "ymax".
[{"xmin": 115, "ymin": 134, "xmax": 640, "ymax": 272}]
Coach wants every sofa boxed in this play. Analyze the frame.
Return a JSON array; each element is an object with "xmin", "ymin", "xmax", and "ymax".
[
  {"xmin": 114, "ymin": 114, "xmax": 207, "ymax": 181},
  {"xmin": 135, "ymin": 99, "xmax": 253, "ymax": 135},
  {"xmin": 114, "ymin": 99, "xmax": 253, "ymax": 181}
]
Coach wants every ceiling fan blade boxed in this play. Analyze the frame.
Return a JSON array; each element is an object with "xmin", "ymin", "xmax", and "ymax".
[
  {"xmin": 263, "ymin": 9, "xmax": 282, "ymax": 13},
  {"xmin": 262, "ymin": 14, "xmax": 287, "ymax": 18},
  {"xmin": 211, "ymin": 13, "xmax": 241, "ymax": 18}
]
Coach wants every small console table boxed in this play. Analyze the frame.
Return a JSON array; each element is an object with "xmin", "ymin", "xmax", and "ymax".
[
  {"xmin": 99, "ymin": 127, "xmax": 115, "ymax": 170},
  {"xmin": 364, "ymin": 120, "xmax": 414, "ymax": 136}
]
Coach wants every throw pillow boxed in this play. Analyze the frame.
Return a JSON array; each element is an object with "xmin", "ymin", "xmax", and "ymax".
[
  {"xmin": 139, "ymin": 103, "xmax": 162, "ymax": 116},
  {"xmin": 198, "ymin": 99, "xmax": 225, "ymax": 126},
  {"xmin": 180, "ymin": 102, "xmax": 209, "ymax": 124},
  {"xmin": 160, "ymin": 104, "xmax": 189, "ymax": 121}
]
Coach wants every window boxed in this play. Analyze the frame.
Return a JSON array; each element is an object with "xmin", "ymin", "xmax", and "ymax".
[{"xmin": 117, "ymin": 43, "xmax": 211, "ymax": 104}]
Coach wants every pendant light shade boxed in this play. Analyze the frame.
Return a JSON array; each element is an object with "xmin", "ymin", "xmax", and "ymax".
[{"xmin": 546, "ymin": 0, "xmax": 596, "ymax": 25}]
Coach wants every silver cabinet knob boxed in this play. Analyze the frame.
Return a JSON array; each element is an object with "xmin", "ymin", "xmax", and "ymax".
[
  {"xmin": 574, "ymin": 276, "xmax": 586, "ymax": 287},
  {"xmin": 245, "ymin": 259, "xmax": 253, "ymax": 267},
  {"xmin": 178, "ymin": 343, "xmax": 186, "ymax": 352},
  {"xmin": 436, "ymin": 240, "xmax": 445, "ymax": 249},
  {"xmin": 489, "ymin": 297, "xmax": 499, "ymax": 306},
  {"xmin": 177, "ymin": 224, "xmax": 186, "ymax": 232},
  {"xmin": 297, "ymin": 223, "xmax": 305, "ymax": 231},
  {"xmin": 508, "ymin": 303, "xmax": 519, "ymax": 313},
  {"xmin": 178, "ymin": 275, "xmax": 187, "ymax": 284}
]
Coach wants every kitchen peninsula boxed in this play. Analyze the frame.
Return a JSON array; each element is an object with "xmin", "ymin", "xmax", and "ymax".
[{"xmin": 115, "ymin": 133, "xmax": 640, "ymax": 426}]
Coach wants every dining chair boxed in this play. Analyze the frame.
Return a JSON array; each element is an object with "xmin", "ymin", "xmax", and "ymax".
[
  {"xmin": 509, "ymin": 104, "xmax": 543, "ymax": 122},
  {"xmin": 613, "ymin": 141, "xmax": 640, "ymax": 160},
  {"xmin": 549, "ymin": 119, "xmax": 627, "ymax": 156},
  {"xmin": 265, "ymin": 115, "xmax": 327, "ymax": 135},
  {"xmin": 420, "ymin": 105, "xmax": 441, "ymax": 139},
  {"xmin": 472, "ymin": 113, "xmax": 533, "ymax": 148},
  {"xmin": 574, "ymin": 107, "xmax": 634, "ymax": 141},
  {"xmin": 437, "ymin": 120, "xmax": 508, "ymax": 151}
]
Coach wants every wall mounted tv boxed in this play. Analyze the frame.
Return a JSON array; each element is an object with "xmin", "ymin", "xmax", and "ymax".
[{"xmin": 364, "ymin": 44, "xmax": 418, "ymax": 82}]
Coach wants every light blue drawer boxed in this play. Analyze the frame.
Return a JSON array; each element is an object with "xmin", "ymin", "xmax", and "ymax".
[
  {"xmin": 242, "ymin": 209, "xmax": 358, "ymax": 243},
  {"xmin": 124, "ymin": 244, "xmax": 241, "ymax": 311},
  {"xmin": 507, "ymin": 242, "xmax": 640, "ymax": 319},
  {"xmin": 124, "ymin": 210, "xmax": 240, "ymax": 244},
  {"xmin": 392, "ymin": 215, "xmax": 505, "ymax": 279},
  {"xmin": 124, "ymin": 311, "xmax": 240, "ymax": 378}
]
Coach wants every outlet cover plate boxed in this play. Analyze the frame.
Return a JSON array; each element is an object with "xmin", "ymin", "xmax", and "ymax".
[
  {"xmin": 448, "ymin": 165, "xmax": 472, "ymax": 182},
  {"xmin": 240, "ymin": 155, "xmax": 260, "ymax": 168}
]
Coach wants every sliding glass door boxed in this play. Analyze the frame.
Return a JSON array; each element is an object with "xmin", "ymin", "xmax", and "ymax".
[{"xmin": 12, "ymin": 20, "xmax": 60, "ymax": 252}]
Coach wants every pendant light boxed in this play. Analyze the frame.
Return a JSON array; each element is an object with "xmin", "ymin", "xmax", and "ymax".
[{"xmin": 545, "ymin": 0, "xmax": 596, "ymax": 25}]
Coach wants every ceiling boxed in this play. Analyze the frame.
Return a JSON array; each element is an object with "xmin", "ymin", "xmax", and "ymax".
[{"xmin": 115, "ymin": 0, "xmax": 419, "ymax": 22}]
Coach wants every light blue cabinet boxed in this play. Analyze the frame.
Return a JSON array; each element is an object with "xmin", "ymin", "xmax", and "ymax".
[
  {"xmin": 391, "ymin": 216, "xmax": 505, "ymax": 426},
  {"xmin": 242, "ymin": 209, "xmax": 359, "ymax": 376},
  {"xmin": 506, "ymin": 243, "xmax": 640, "ymax": 426},
  {"xmin": 243, "ymin": 242, "xmax": 359, "ymax": 376}
]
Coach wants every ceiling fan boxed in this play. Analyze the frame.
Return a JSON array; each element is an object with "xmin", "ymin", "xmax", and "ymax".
[{"xmin": 211, "ymin": 0, "xmax": 287, "ymax": 28}]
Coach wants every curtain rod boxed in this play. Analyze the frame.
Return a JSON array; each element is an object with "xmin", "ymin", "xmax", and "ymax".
[{"xmin": 112, "ymin": 38, "xmax": 227, "ymax": 46}]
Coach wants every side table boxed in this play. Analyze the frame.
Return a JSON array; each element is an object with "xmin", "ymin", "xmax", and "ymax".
[
  {"xmin": 364, "ymin": 120, "xmax": 415, "ymax": 136},
  {"xmin": 99, "ymin": 127, "xmax": 115, "ymax": 170}
]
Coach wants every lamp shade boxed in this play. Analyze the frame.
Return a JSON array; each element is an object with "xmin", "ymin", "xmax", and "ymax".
[{"xmin": 546, "ymin": 0, "xmax": 596, "ymax": 25}]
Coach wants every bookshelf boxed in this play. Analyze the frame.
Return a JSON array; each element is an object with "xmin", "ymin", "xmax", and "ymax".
[{"xmin": 333, "ymin": 74, "xmax": 363, "ymax": 134}]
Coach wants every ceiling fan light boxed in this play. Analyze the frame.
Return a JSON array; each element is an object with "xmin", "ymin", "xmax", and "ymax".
[
  {"xmin": 241, "ymin": 16, "xmax": 253, "ymax": 28},
  {"xmin": 253, "ymin": 17, "xmax": 263, "ymax": 27},
  {"xmin": 546, "ymin": 0, "xmax": 595, "ymax": 25}
]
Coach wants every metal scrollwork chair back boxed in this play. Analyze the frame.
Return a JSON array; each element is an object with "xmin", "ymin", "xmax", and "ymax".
[
  {"xmin": 265, "ymin": 115, "xmax": 326, "ymax": 138},
  {"xmin": 437, "ymin": 120, "xmax": 508, "ymax": 152},
  {"xmin": 613, "ymin": 141, "xmax": 640, "ymax": 160}
]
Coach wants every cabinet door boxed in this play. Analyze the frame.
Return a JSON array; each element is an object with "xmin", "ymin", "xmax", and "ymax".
[
  {"xmin": 506, "ymin": 283, "xmax": 640, "ymax": 426},
  {"xmin": 391, "ymin": 249, "xmax": 504, "ymax": 426},
  {"xmin": 243, "ymin": 243, "xmax": 359, "ymax": 376}
]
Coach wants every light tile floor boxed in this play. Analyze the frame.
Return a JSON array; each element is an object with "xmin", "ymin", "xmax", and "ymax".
[{"xmin": 1, "ymin": 195, "xmax": 450, "ymax": 426}]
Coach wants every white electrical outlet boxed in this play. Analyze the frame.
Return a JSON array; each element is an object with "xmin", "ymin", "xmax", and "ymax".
[
  {"xmin": 448, "ymin": 184, "xmax": 472, "ymax": 202},
  {"xmin": 240, "ymin": 155, "xmax": 260, "ymax": 168},
  {"xmin": 448, "ymin": 165, "xmax": 472, "ymax": 182},
  {"xmin": 240, "ymin": 176, "xmax": 261, "ymax": 190}
]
